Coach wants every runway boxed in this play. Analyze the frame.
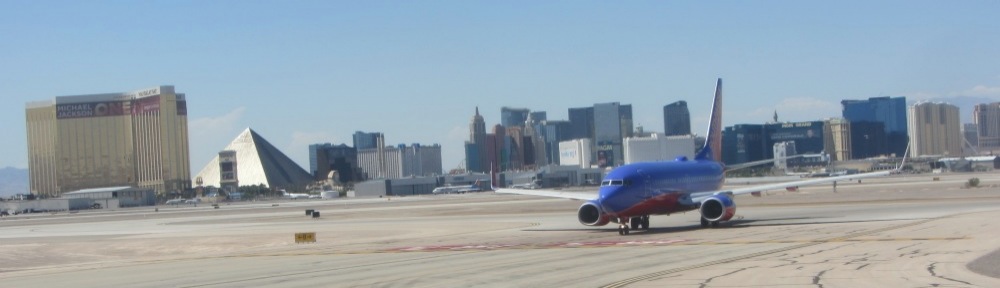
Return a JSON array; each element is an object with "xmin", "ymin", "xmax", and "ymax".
[{"xmin": 2, "ymin": 173, "xmax": 1000, "ymax": 287}]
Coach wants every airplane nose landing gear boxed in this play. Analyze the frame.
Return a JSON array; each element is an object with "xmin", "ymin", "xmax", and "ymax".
[
  {"xmin": 618, "ymin": 224, "xmax": 629, "ymax": 235},
  {"xmin": 618, "ymin": 217, "xmax": 631, "ymax": 235}
]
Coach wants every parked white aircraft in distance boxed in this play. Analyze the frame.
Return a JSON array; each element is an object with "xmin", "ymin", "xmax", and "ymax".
[
  {"xmin": 433, "ymin": 180, "xmax": 484, "ymax": 194},
  {"xmin": 509, "ymin": 182, "xmax": 540, "ymax": 189},
  {"xmin": 165, "ymin": 199, "xmax": 186, "ymax": 205},
  {"xmin": 282, "ymin": 190, "xmax": 310, "ymax": 199}
]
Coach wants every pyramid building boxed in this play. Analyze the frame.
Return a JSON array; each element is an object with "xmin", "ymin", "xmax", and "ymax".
[{"xmin": 193, "ymin": 128, "xmax": 314, "ymax": 190}]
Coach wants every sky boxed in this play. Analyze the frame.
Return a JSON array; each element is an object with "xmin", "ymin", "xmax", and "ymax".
[{"xmin": 2, "ymin": 1, "xmax": 999, "ymax": 173}]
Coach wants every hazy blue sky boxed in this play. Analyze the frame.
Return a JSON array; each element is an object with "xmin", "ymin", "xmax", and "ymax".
[{"xmin": 2, "ymin": 1, "xmax": 999, "ymax": 173}]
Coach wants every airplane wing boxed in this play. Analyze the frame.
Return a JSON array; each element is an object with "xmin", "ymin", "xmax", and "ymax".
[
  {"xmin": 496, "ymin": 169, "xmax": 894, "ymax": 203},
  {"xmin": 494, "ymin": 188, "xmax": 598, "ymax": 201},
  {"xmin": 689, "ymin": 169, "xmax": 892, "ymax": 203}
]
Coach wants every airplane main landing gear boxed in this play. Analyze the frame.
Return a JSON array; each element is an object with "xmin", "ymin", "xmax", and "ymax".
[{"xmin": 630, "ymin": 216, "xmax": 650, "ymax": 230}]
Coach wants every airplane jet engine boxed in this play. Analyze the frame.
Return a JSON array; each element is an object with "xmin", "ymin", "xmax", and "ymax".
[
  {"xmin": 577, "ymin": 201, "xmax": 611, "ymax": 226},
  {"xmin": 699, "ymin": 194, "xmax": 736, "ymax": 222}
]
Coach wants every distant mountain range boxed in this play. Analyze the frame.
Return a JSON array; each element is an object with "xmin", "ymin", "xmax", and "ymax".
[{"xmin": 0, "ymin": 167, "xmax": 29, "ymax": 197}]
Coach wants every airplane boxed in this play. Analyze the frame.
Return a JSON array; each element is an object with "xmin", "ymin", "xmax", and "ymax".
[
  {"xmin": 281, "ymin": 190, "xmax": 311, "ymax": 199},
  {"xmin": 496, "ymin": 78, "xmax": 906, "ymax": 235},
  {"xmin": 508, "ymin": 182, "xmax": 540, "ymax": 189},
  {"xmin": 433, "ymin": 180, "xmax": 484, "ymax": 194},
  {"xmin": 165, "ymin": 198, "xmax": 187, "ymax": 205}
]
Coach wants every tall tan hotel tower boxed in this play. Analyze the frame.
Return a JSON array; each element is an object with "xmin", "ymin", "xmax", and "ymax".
[{"xmin": 25, "ymin": 86, "xmax": 191, "ymax": 197}]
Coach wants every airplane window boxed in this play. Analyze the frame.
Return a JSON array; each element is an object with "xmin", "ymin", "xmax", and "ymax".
[
  {"xmin": 601, "ymin": 180, "xmax": 611, "ymax": 186},
  {"xmin": 623, "ymin": 180, "xmax": 632, "ymax": 186},
  {"xmin": 610, "ymin": 180, "xmax": 623, "ymax": 186}
]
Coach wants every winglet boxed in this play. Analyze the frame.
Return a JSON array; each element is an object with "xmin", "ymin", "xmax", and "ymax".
[
  {"xmin": 695, "ymin": 78, "xmax": 723, "ymax": 162},
  {"xmin": 489, "ymin": 164, "xmax": 499, "ymax": 190},
  {"xmin": 895, "ymin": 139, "xmax": 911, "ymax": 172}
]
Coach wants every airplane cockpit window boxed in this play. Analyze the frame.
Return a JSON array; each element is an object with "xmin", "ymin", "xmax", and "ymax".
[{"xmin": 601, "ymin": 179, "xmax": 629, "ymax": 186}]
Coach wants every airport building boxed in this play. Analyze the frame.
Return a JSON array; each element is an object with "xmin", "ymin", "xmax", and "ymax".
[
  {"xmin": 62, "ymin": 186, "xmax": 156, "ymax": 208},
  {"xmin": 354, "ymin": 177, "xmax": 438, "ymax": 197},
  {"xmin": 663, "ymin": 101, "xmax": 691, "ymax": 136},
  {"xmin": 623, "ymin": 133, "xmax": 695, "ymax": 164},
  {"xmin": 0, "ymin": 186, "xmax": 157, "ymax": 212},
  {"xmin": 25, "ymin": 86, "xmax": 191, "ymax": 197},
  {"xmin": 908, "ymin": 102, "xmax": 962, "ymax": 157},
  {"xmin": 354, "ymin": 172, "xmax": 495, "ymax": 197}
]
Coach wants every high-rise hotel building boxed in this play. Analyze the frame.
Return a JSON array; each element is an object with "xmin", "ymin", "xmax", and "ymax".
[
  {"xmin": 974, "ymin": 102, "xmax": 1000, "ymax": 151},
  {"xmin": 907, "ymin": 102, "xmax": 961, "ymax": 157},
  {"xmin": 25, "ymin": 86, "xmax": 191, "ymax": 197}
]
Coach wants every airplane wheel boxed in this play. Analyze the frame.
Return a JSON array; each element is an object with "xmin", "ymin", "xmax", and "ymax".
[
  {"xmin": 641, "ymin": 216, "xmax": 650, "ymax": 230},
  {"xmin": 630, "ymin": 217, "xmax": 640, "ymax": 230},
  {"xmin": 618, "ymin": 226, "xmax": 624, "ymax": 235},
  {"xmin": 623, "ymin": 227, "xmax": 630, "ymax": 235},
  {"xmin": 700, "ymin": 217, "xmax": 709, "ymax": 228}
]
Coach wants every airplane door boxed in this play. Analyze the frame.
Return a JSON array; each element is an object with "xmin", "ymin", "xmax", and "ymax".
[{"xmin": 636, "ymin": 169, "xmax": 653, "ymax": 199}]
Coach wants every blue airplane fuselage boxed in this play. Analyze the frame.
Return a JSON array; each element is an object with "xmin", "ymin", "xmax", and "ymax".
[{"xmin": 595, "ymin": 158, "xmax": 724, "ymax": 218}]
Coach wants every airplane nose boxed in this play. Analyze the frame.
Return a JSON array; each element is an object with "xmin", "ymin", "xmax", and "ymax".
[{"xmin": 598, "ymin": 186, "xmax": 627, "ymax": 212}]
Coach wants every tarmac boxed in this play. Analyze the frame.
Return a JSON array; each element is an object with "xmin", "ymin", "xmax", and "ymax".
[{"xmin": 1, "ymin": 172, "xmax": 999, "ymax": 287}]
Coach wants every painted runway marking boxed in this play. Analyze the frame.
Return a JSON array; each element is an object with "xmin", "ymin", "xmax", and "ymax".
[
  {"xmin": 381, "ymin": 239, "xmax": 690, "ymax": 253},
  {"xmin": 237, "ymin": 236, "xmax": 967, "ymax": 258},
  {"xmin": 379, "ymin": 237, "xmax": 965, "ymax": 253}
]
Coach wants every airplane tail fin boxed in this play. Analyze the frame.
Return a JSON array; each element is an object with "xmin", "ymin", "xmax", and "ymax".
[
  {"xmin": 695, "ymin": 78, "xmax": 723, "ymax": 162},
  {"xmin": 489, "ymin": 164, "xmax": 499, "ymax": 190}
]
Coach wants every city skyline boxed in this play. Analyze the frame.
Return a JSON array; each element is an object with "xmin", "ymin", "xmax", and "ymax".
[{"xmin": 3, "ymin": 1, "xmax": 1000, "ymax": 173}]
